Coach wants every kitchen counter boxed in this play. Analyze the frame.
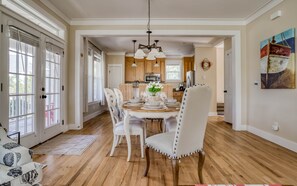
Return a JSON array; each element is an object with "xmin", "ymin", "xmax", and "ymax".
[{"xmin": 119, "ymin": 83, "xmax": 173, "ymax": 100}]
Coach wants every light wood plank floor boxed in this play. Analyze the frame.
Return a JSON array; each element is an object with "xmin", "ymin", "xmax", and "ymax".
[{"xmin": 34, "ymin": 112, "xmax": 297, "ymax": 185}]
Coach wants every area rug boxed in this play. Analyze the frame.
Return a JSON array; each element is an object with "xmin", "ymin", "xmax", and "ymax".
[{"xmin": 33, "ymin": 134, "xmax": 97, "ymax": 155}]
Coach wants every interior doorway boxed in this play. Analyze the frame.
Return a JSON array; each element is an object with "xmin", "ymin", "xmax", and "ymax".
[{"xmin": 108, "ymin": 64, "xmax": 123, "ymax": 89}]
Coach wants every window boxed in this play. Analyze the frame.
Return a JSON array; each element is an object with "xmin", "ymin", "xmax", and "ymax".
[
  {"xmin": 166, "ymin": 64, "xmax": 181, "ymax": 81},
  {"xmin": 45, "ymin": 42, "xmax": 63, "ymax": 128},
  {"xmin": 8, "ymin": 27, "xmax": 39, "ymax": 135},
  {"xmin": 88, "ymin": 48, "xmax": 103, "ymax": 103}
]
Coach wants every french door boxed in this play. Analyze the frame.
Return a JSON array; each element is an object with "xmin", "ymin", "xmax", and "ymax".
[{"xmin": 1, "ymin": 15, "xmax": 64, "ymax": 147}]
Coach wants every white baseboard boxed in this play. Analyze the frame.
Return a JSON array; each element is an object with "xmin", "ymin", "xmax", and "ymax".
[
  {"xmin": 233, "ymin": 124, "xmax": 247, "ymax": 131},
  {"xmin": 208, "ymin": 112, "xmax": 218, "ymax": 116},
  {"xmin": 248, "ymin": 126, "xmax": 297, "ymax": 153},
  {"xmin": 68, "ymin": 123, "xmax": 82, "ymax": 130},
  {"xmin": 83, "ymin": 110, "xmax": 105, "ymax": 122}
]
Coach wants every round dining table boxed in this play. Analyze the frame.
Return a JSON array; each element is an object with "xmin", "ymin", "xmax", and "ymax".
[{"xmin": 122, "ymin": 102, "xmax": 180, "ymax": 161}]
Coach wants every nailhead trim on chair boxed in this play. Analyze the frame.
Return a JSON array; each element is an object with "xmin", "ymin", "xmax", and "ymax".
[{"xmin": 146, "ymin": 84, "xmax": 209, "ymax": 159}]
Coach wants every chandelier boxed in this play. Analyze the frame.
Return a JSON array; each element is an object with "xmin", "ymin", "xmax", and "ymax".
[{"xmin": 134, "ymin": 0, "xmax": 166, "ymax": 61}]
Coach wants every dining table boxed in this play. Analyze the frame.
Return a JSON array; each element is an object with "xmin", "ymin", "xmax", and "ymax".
[{"xmin": 122, "ymin": 101, "xmax": 180, "ymax": 161}]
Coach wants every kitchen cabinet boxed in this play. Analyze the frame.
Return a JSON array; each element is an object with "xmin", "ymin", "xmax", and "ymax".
[
  {"xmin": 173, "ymin": 91, "xmax": 184, "ymax": 103},
  {"xmin": 144, "ymin": 58, "xmax": 166, "ymax": 81},
  {"xmin": 125, "ymin": 57, "xmax": 144, "ymax": 82},
  {"xmin": 125, "ymin": 57, "xmax": 166, "ymax": 82},
  {"xmin": 183, "ymin": 56, "xmax": 195, "ymax": 81}
]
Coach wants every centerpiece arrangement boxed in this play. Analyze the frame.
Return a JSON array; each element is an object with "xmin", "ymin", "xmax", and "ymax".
[{"xmin": 147, "ymin": 82, "xmax": 163, "ymax": 96}]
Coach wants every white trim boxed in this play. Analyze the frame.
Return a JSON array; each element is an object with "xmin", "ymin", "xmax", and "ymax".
[
  {"xmin": 67, "ymin": 0, "xmax": 283, "ymax": 26},
  {"xmin": 68, "ymin": 123, "xmax": 82, "ymax": 130},
  {"xmin": 75, "ymin": 29, "xmax": 242, "ymax": 131},
  {"xmin": 245, "ymin": 0, "xmax": 284, "ymax": 24},
  {"xmin": 40, "ymin": 0, "xmax": 71, "ymax": 24},
  {"xmin": 183, "ymin": 54, "xmax": 195, "ymax": 57},
  {"xmin": 248, "ymin": 126, "xmax": 297, "ymax": 153},
  {"xmin": 106, "ymin": 52, "xmax": 126, "ymax": 56},
  {"xmin": 193, "ymin": 43, "xmax": 214, "ymax": 48},
  {"xmin": 83, "ymin": 109, "xmax": 106, "ymax": 122},
  {"xmin": 231, "ymin": 35, "xmax": 244, "ymax": 131},
  {"xmin": 208, "ymin": 112, "xmax": 218, "ymax": 116},
  {"xmin": 70, "ymin": 18, "xmax": 246, "ymax": 26}
]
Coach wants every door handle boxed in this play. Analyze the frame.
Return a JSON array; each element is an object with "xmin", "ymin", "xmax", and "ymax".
[
  {"xmin": 41, "ymin": 95, "xmax": 47, "ymax": 99},
  {"xmin": 224, "ymin": 90, "xmax": 227, "ymax": 93}
]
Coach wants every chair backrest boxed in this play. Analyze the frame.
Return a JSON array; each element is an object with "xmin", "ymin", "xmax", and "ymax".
[
  {"xmin": 113, "ymin": 88, "xmax": 124, "ymax": 108},
  {"xmin": 173, "ymin": 85, "xmax": 211, "ymax": 158},
  {"xmin": 104, "ymin": 88, "xmax": 120, "ymax": 127}
]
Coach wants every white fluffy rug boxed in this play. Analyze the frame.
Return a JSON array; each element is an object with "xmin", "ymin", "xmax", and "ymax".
[{"xmin": 33, "ymin": 134, "xmax": 97, "ymax": 155}]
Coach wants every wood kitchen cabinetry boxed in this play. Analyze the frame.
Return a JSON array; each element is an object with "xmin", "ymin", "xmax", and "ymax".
[
  {"xmin": 125, "ymin": 57, "xmax": 144, "ymax": 82},
  {"xmin": 183, "ymin": 56, "xmax": 195, "ymax": 81},
  {"xmin": 125, "ymin": 57, "xmax": 166, "ymax": 82},
  {"xmin": 144, "ymin": 58, "xmax": 166, "ymax": 81},
  {"xmin": 173, "ymin": 91, "xmax": 184, "ymax": 103}
]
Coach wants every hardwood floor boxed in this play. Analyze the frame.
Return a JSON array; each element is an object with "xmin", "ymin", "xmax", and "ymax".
[{"xmin": 34, "ymin": 112, "xmax": 297, "ymax": 185}]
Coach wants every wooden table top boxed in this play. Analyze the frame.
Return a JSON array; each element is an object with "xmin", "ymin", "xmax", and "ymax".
[{"xmin": 122, "ymin": 102, "xmax": 180, "ymax": 113}]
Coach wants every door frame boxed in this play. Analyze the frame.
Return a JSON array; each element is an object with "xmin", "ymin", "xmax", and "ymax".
[
  {"xmin": 107, "ymin": 64, "xmax": 123, "ymax": 88},
  {"xmin": 73, "ymin": 30, "xmax": 243, "ymax": 131},
  {"xmin": 0, "ymin": 14, "xmax": 65, "ymax": 147}
]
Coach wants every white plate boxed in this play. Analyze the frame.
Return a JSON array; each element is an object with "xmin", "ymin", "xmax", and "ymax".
[
  {"xmin": 141, "ymin": 106, "xmax": 165, "ymax": 110},
  {"xmin": 129, "ymin": 99, "xmax": 141, "ymax": 103},
  {"xmin": 126, "ymin": 102, "xmax": 142, "ymax": 106},
  {"xmin": 143, "ymin": 104, "xmax": 164, "ymax": 109}
]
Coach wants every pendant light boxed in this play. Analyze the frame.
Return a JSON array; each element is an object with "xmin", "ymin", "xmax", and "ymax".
[
  {"xmin": 134, "ymin": 0, "xmax": 166, "ymax": 60},
  {"xmin": 132, "ymin": 40, "xmax": 137, "ymax": 67}
]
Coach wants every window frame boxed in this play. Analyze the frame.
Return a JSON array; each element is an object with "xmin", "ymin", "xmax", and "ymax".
[
  {"xmin": 87, "ymin": 48, "xmax": 103, "ymax": 104},
  {"xmin": 165, "ymin": 59, "xmax": 183, "ymax": 82}
]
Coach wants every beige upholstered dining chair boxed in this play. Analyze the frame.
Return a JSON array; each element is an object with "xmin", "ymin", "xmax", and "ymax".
[
  {"xmin": 104, "ymin": 88, "xmax": 146, "ymax": 158},
  {"xmin": 144, "ymin": 85, "xmax": 212, "ymax": 185}
]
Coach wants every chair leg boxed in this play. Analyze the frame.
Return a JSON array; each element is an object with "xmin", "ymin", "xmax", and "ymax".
[
  {"xmin": 110, "ymin": 135, "xmax": 118, "ymax": 156},
  {"xmin": 198, "ymin": 150, "xmax": 205, "ymax": 184},
  {"xmin": 116, "ymin": 135, "xmax": 121, "ymax": 145},
  {"xmin": 172, "ymin": 159, "xmax": 179, "ymax": 186},
  {"xmin": 140, "ymin": 133, "xmax": 144, "ymax": 158},
  {"xmin": 144, "ymin": 146, "xmax": 150, "ymax": 176},
  {"xmin": 159, "ymin": 119, "xmax": 163, "ymax": 132}
]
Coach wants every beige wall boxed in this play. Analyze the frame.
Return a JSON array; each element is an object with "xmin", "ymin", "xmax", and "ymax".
[
  {"xmin": 216, "ymin": 47, "xmax": 224, "ymax": 103},
  {"xmin": 246, "ymin": 0, "xmax": 297, "ymax": 143},
  {"xmin": 195, "ymin": 47, "xmax": 217, "ymax": 113}
]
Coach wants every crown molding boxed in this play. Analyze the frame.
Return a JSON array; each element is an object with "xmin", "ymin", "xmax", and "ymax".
[
  {"xmin": 193, "ymin": 43, "xmax": 213, "ymax": 48},
  {"xmin": 244, "ymin": 0, "xmax": 284, "ymax": 25},
  {"xmin": 39, "ymin": 0, "xmax": 283, "ymax": 27},
  {"xmin": 70, "ymin": 18, "xmax": 246, "ymax": 26},
  {"xmin": 183, "ymin": 54, "xmax": 195, "ymax": 57},
  {"xmin": 106, "ymin": 52, "xmax": 126, "ymax": 56},
  {"xmin": 40, "ymin": 0, "xmax": 71, "ymax": 25}
]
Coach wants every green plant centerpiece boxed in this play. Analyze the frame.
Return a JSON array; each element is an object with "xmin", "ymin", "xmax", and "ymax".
[{"xmin": 147, "ymin": 82, "xmax": 163, "ymax": 96}]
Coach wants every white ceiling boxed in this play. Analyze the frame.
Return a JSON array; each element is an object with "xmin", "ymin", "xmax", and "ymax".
[
  {"xmin": 90, "ymin": 36, "xmax": 224, "ymax": 55},
  {"xmin": 44, "ymin": 0, "xmax": 274, "ymax": 55},
  {"xmin": 48, "ymin": 0, "xmax": 272, "ymax": 20}
]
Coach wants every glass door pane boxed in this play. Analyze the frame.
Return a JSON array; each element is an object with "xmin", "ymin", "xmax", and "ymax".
[
  {"xmin": 8, "ymin": 38, "xmax": 36, "ymax": 135},
  {"xmin": 45, "ymin": 50, "xmax": 61, "ymax": 128}
]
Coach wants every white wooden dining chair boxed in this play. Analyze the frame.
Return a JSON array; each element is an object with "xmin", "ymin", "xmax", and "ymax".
[
  {"xmin": 104, "ymin": 88, "xmax": 146, "ymax": 158},
  {"xmin": 144, "ymin": 85, "xmax": 212, "ymax": 185}
]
